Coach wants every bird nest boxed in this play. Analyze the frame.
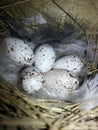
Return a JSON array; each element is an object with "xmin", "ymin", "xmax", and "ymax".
[
  {"xmin": 0, "ymin": 78, "xmax": 98, "ymax": 130},
  {"xmin": 0, "ymin": 0, "xmax": 98, "ymax": 130}
]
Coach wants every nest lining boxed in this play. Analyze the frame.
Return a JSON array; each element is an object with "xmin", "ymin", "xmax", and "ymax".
[{"xmin": 1, "ymin": 78, "xmax": 98, "ymax": 130}]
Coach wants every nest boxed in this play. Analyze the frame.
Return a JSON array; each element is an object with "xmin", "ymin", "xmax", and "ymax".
[
  {"xmin": 1, "ymin": 78, "xmax": 98, "ymax": 130},
  {"xmin": 0, "ymin": 0, "xmax": 98, "ymax": 130}
]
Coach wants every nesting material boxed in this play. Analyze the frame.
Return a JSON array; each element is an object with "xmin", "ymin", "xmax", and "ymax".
[{"xmin": 0, "ymin": 78, "xmax": 98, "ymax": 130}]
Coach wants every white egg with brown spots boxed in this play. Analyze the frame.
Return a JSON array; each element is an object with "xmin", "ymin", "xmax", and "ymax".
[
  {"xmin": 34, "ymin": 44, "xmax": 56, "ymax": 73},
  {"xmin": 5, "ymin": 37, "xmax": 34, "ymax": 66},
  {"xmin": 53, "ymin": 55, "xmax": 84, "ymax": 75},
  {"xmin": 44, "ymin": 69, "xmax": 79, "ymax": 97},
  {"xmin": 20, "ymin": 66, "xmax": 44, "ymax": 94}
]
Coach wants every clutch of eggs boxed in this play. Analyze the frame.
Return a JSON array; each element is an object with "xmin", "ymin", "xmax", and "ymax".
[
  {"xmin": 5, "ymin": 37, "xmax": 84, "ymax": 97},
  {"xmin": 20, "ymin": 67, "xmax": 79, "ymax": 95}
]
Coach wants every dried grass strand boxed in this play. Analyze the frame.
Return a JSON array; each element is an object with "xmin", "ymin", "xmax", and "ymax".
[{"xmin": 0, "ymin": 0, "xmax": 31, "ymax": 9}]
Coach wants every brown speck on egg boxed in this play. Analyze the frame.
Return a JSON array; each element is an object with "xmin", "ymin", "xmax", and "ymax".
[
  {"xmin": 10, "ymin": 48, "xmax": 14, "ymax": 51},
  {"xmin": 69, "ymin": 73, "xmax": 74, "ymax": 78},
  {"xmin": 30, "ymin": 72, "xmax": 34, "ymax": 76},
  {"xmin": 25, "ymin": 72, "xmax": 28, "ymax": 74},
  {"xmin": 24, "ymin": 64, "xmax": 27, "ymax": 67},
  {"xmin": 42, "ymin": 80, "xmax": 45, "ymax": 84},
  {"xmin": 27, "ymin": 58, "xmax": 29, "ymax": 61},
  {"xmin": 73, "ymin": 56, "xmax": 76, "ymax": 58},
  {"xmin": 64, "ymin": 86, "xmax": 66, "ymax": 88},
  {"xmin": 75, "ymin": 81, "xmax": 77, "ymax": 84}
]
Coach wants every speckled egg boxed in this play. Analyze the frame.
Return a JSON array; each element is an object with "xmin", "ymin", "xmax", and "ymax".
[
  {"xmin": 34, "ymin": 44, "xmax": 56, "ymax": 73},
  {"xmin": 5, "ymin": 37, "xmax": 34, "ymax": 66},
  {"xmin": 44, "ymin": 69, "xmax": 79, "ymax": 96},
  {"xmin": 53, "ymin": 55, "xmax": 84, "ymax": 75},
  {"xmin": 20, "ymin": 66, "xmax": 44, "ymax": 94}
]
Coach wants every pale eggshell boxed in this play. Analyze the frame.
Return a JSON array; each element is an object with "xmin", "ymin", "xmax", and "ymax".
[
  {"xmin": 20, "ymin": 66, "xmax": 44, "ymax": 94},
  {"xmin": 34, "ymin": 44, "xmax": 56, "ymax": 73},
  {"xmin": 44, "ymin": 69, "xmax": 79, "ymax": 98},
  {"xmin": 53, "ymin": 55, "xmax": 84, "ymax": 75},
  {"xmin": 5, "ymin": 37, "xmax": 34, "ymax": 66}
]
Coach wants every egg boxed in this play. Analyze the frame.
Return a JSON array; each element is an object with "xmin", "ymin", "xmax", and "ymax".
[
  {"xmin": 20, "ymin": 66, "xmax": 44, "ymax": 94},
  {"xmin": 53, "ymin": 55, "xmax": 84, "ymax": 75},
  {"xmin": 5, "ymin": 37, "xmax": 34, "ymax": 66},
  {"xmin": 34, "ymin": 44, "xmax": 56, "ymax": 73},
  {"xmin": 44, "ymin": 69, "xmax": 79, "ymax": 98}
]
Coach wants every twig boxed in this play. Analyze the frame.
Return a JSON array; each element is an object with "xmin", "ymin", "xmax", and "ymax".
[
  {"xmin": 51, "ymin": 0, "xmax": 85, "ymax": 32},
  {"xmin": 0, "ymin": 0, "xmax": 31, "ymax": 9}
]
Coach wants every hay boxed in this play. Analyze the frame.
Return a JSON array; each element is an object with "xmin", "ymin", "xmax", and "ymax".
[
  {"xmin": 0, "ymin": 78, "xmax": 98, "ymax": 130},
  {"xmin": 0, "ymin": 0, "xmax": 98, "ymax": 130}
]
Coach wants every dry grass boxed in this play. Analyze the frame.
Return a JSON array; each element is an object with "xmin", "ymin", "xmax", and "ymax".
[
  {"xmin": 0, "ymin": 77, "xmax": 98, "ymax": 130},
  {"xmin": 0, "ymin": 78, "xmax": 98, "ymax": 130}
]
